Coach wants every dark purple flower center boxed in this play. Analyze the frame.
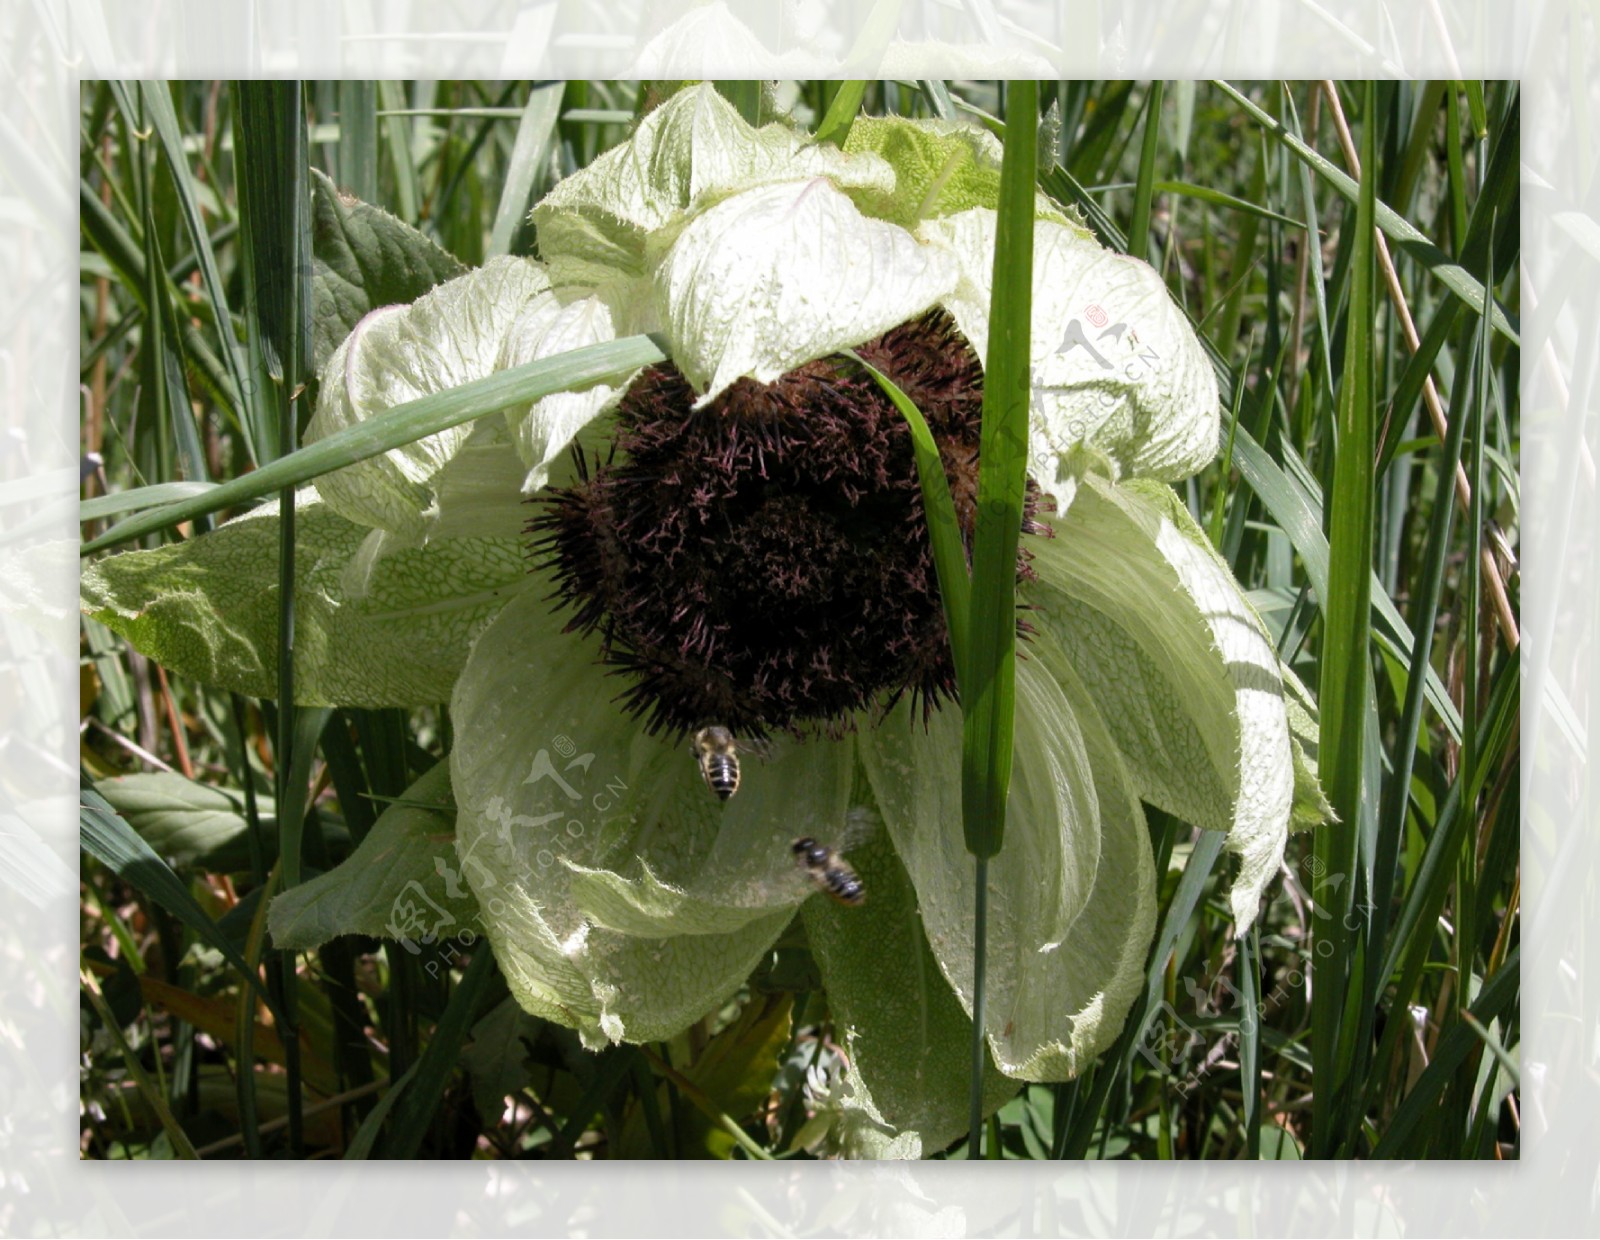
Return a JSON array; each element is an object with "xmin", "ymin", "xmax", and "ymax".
[{"xmin": 530, "ymin": 310, "xmax": 1045, "ymax": 738}]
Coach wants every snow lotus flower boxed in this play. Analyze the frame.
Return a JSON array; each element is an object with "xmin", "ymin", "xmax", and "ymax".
[{"xmin": 81, "ymin": 85, "xmax": 1328, "ymax": 1157}]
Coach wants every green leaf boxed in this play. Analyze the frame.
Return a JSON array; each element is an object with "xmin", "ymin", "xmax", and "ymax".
[
  {"xmin": 1258, "ymin": 1124, "xmax": 1304, "ymax": 1158},
  {"xmin": 266, "ymin": 759, "xmax": 471, "ymax": 952},
  {"xmin": 81, "ymin": 492, "xmax": 532, "ymax": 707},
  {"xmin": 670, "ymin": 992, "xmax": 793, "ymax": 1158},
  {"xmin": 961, "ymin": 78, "xmax": 1036, "ymax": 859},
  {"xmin": 654, "ymin": 178, "xmax": 959, "ymax": 405},
  {"xmin": 531, "ymin": 83, "xmax": 894, "ymax": 288},
  {"xmin": 841, "ymin": 114, "xmax": 1067, "ymax": 229},
  {"xmin": 461, "ymin": 997, "xmax": 544, "ymax": 1126},
  {"xmin": 309, "ymin": 166, "xmax": 468, "ymax": 373},
  {"xmin": 94, "ymin": 772, "xmax": 289, "ymax": 871}
]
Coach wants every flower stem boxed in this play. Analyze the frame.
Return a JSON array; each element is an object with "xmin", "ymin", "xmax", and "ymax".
[{"xmin": 968, "ymin": 854, "xmax": 989, "ymax": 1158}]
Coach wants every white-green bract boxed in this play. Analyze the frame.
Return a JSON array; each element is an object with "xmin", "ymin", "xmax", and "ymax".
[{"xmin": 82, "ymin": 85, "xmax": 1330, "ymax": 1158}]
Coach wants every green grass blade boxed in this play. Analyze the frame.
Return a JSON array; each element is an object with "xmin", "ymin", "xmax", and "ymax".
[
  {"xmin": 1039, "ymin": 163, "xmax": 1128, "ymax": 250},
  {"xmin": 80, "ymin": 481, "xmax": 218, "ymax": 522},
  {"xmin": 79, "ymin": 178, "xmax": 241, "ymax": 429},
  {"xmin": 1311, "ymin": 80, "xmax": 1378, "ymax": 1156},
  {"xmin": 1151, "ymin": 180, "xmax": 1305, "ymax": 230},
  {"xmin": 1230, "ymin": 429, "xmax": 1462, "ymax": 741},
  {"xmin": 79, "ymin": 335, "xmax": 668, "ymax": 555},
  {"xmin": 961, "ymin": 77, "xmax": 1036, "ymax": 860},
  {"xmin": 850, "ymin": 354, "xmax": 970, "ymax": 678},
  {"xmin": 276, "ymin": 708, "xmax": 332, "ymax": 890},
  {"xmin": 377, "ymin": 80, "xmax": 419, "ymax": 222},
  {"xmin": 1058, "ymin": 826, "xmax": 1226, "ymax": 1159},
  {"xmin": 337, "ymin": 81, "xmax": 379, "ymax": 204},
  {"xmin": 80, "ymin": 963, "xmax": 200, "ymax": 1159},
  {"xmin": 342, "ymin": 1060, "xmax": 421, "ymax": 1159},
  {"xmin": 138, "ymin": 81, "xmax": 252, "ymax": 454},
  {"xmin": 235, "ymin": 77, "xmax": 314, "ymax": 1155},
  {"xmin": 917, "ymin": 79, "xmax": 954, "ymax": 121},
  {"xmin": 1280, "ymin": 87, "xmax": 1335, "ymax": 397},
  {"xmin": 487, "ymin": 83, "xmax": 562, "ymax": 258},
  {"xmin": 714, "ymin": 80, "xmax": 764, "ymax": 127},
  {"xmin": 1212, "ymin": 80, "xmax": 1518, "ymax": 347},
  {"xmin": 1127, "ymin": 81, "xmax": 1163, "ymax": 261},
  {"xmin": 1358, "ymin": 295, "xmax": 1478, "ymax": 1099},
  {"xmin": 814, "ymin": 82, "xmax": 868, "ymax": 146},
  {"xmin": 1238, "ymin": 923, "xmax": 1262, "ymax": 1157},
  {"xmin": 961, "ymin": 80, "xmax": 1038, "ymax": 1158}
]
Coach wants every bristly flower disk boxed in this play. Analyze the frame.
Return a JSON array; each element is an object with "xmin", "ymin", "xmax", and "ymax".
[{"xmin": 531, "ymin": 310, "xmax": 1047, "ymax": 738}]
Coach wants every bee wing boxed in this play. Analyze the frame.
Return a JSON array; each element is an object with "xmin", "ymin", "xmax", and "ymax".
[
  {"xmin": 734, "ymin": 735, "xmax": 776, "ymax": 763},
  {"xmin": 838, "ymin": 804, "xmax": 880, "ymax": 852}
]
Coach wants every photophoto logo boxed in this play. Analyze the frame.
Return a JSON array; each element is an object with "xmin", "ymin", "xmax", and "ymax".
[
  {"xmin": 1143, "ymin": 853, "xmax": 1336, "ymax": 1094},
  {"xmin": 386, "ymin": 732, "xmax": 627, "ymax": 977}
]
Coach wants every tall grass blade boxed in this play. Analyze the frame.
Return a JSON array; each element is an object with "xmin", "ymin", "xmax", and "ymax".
[
  {"xmin": 1127, "ymin": 81, "xmax": 1163, "ymax": 261},
  {"xmin": 962, "ymin": 79, "xmax": 1038, "ymax": 1157},
  {"xmin": 337, "ymin": 81, "xmax": 378, "ymax": 205},
  {"xmin": 138, "ymin": 82, "xmax": 253, "ymax": 462},
  {"xmin": 1311, "ymin": 80, "xmax": 1377, "ymax": 1156}
]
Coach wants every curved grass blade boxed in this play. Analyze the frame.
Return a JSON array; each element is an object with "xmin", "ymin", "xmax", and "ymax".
[
  {"xmin": 1152, "ymin": 181, "xmax": 1305, "ymax": 230},
  {"xmin": 342, "ymin": 1061, "xmax": 420, "ymax": 1159},
  {"xmin": 81, "ymin": 962, "xmax": 200, "ymax": 1159},
  {"xmin": 849, "ymin": 354, "xmax": 970, "ymax": 679},
  {"xmin": 79, "ymin": 335, "xmax": 668, "ymax": 556}
]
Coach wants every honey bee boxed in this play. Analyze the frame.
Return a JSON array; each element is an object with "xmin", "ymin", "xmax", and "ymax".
[
  {"xmin": 792, "ymin": 836, "xmax": 866, "ymax": 906},
  {"xmin": 689, "ymin": 725, "xmax": 767, "ymax": 801}
]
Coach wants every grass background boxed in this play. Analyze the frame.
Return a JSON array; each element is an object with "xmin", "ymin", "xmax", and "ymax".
[{"xmin": 76, "ymin": 79, "xmax": 1519, "ymax": 1161}]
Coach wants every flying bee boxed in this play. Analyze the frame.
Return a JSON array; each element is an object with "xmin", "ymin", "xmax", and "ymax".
[
  {"xmin": 792, "ymin": 836, "xmax": 866, "ymax": 906},
  {"xmin": 689, "ymin": 725, "xmax": 769, "ymax": 801}
]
